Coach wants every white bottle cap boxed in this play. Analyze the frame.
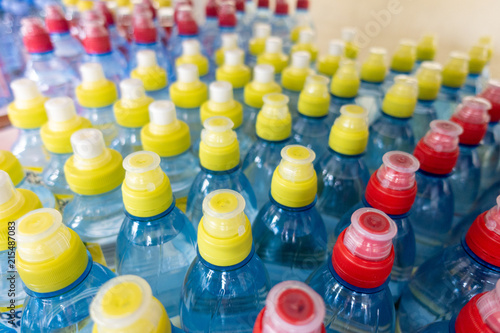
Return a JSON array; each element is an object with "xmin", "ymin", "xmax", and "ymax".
[
  {"xmin": 328, "ymin": 39, "xmax": 345, "ymax": 56},
  {"xmin": 136, "ymin": 49, "xmax": 158, "ymax": 68},
  {"xmin": 176, "ymin": 64, "xmax": 199, "ymax": 83},
  {"xmin": 265, "ymin": 36, "xmax": 283, "ymax": 54},
  {"xmin": 253, "ymin": 64, "xmax": 275, "ymax": 84},
  {"xmin": 224, "ymin": 49, "xmax": 244, "ymax": 66},
  {"xmin": 79, "ymin": 62, "xmax": 106, "ymax": 84},
  {"xmin": 222, "ymin": 33, "xmax": 238, "ymax": 49},
  {"xmin": 0, "ymin": 170, "xmax": 16, "ymax": 206},
  {"xmin": 70, "ymin": 128, "xmax": 106, "ymax": 160},
  {"xmin": 341, "ymin": 27, "xmax": 356, "ymax": 41},
  {"xmin": 291, "ymin": 51, "xmax": 311, "ymax": 69},
  {"xmin": 399, "ymin": 38, "xmax": 417, "ymax": 47},
  {"xmin": 10, "ymin": 78, "xmax": 42, "ymax": 102},
  {"xmin": 148, "ymin": 100, "xmax": 177, "ymax": 126},
  {"xmin": 119, "ymin": 78, "xmax": 147, "ymax": 101},
  {"xmin": 209, "ymin": 81, "xmax": 233, "ymax": 103},
  {"xmin": 182, "ymin": 39, "xmax": 201, "ymax": 56},
  {"xmin": 253, "ymin": 22, "xmax": 271, "ymax": 38},
  {"xmin": 45, "ymin": 97, "xmax": 77, "ymax": 123},
  {"xmin": 299, "ymin": 29, "xmax": 314, "ymax": 44}
]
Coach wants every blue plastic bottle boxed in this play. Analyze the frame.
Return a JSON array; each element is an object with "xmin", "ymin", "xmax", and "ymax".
[
  {"xmin": 315, "ymin": 105, "xmax": 370, "ymax": 250},
  {"xmin": 335, "ymin": 151, "xmax": 420, "ymax": 302},
  {"xmin": 63, "ymin": 128, "xmax": 125, "ymax": 267},
  {"xmin": 461, "ymin": 44, "xmax": 488, "ymax": 97},
  {"xmin": 94, "ymin": 1, "xmax": 130, "ymax": 61},
  {"xmin": 365, "ymin": 75, "xmax": 418, "ymax": 173},
  {"xmin": 411, "ymin": 120, "xmax": 463, "ymax": 266},
  {"xmin": 213, "ymin": 3, "xmax": 240, "ymax": 62},
  {"xmin": 329, "ymin": 59, "xmax": 360, "ymax": 122},
  {"xmin": 252, "ymin": 0, "xmax": 272, "ymax": 25},
  {"xmin": 293, "ymin": 0, "xmax": 314, "ymax": 33},
  {"xmin": 384, "ymin": 39, "xmax": 416, "ymax": 91},
  {"xmin": 16, "ymin": 208, "xmax": 116, "ymax": 332},
  {"xmin": 0, "ymin": 13, "xmax": 25, "ymax": 82},
  {"xmin": 216, "ymin": 48, "xmax": 251, "ymax": 105},
  {"xmin": 130, "ymin": 49, "xmax": 170, "ymax": 100},
  {"xmin": 253, "ymin": 145, "xmax": 327, "ymax": 286},
  {"xmin": 176, "ymin": 39, "xmax": 213, "ymax": 85},
  {"xmin": 247, "ymin": 23, "xmax": 271, "ymax": 68},
  {"xmin": 307, "ymin": 207, "xmax": 398, "ymax": 333},
  {"xmin": 116, "ymin": 151, "xmax": 197, "ymax": 319},
  {"xmin": 200, "ymin": 0, "xmax": 219, "ymax": 58},
  {"xmin": 397, "ymin": 197, "xmax": 500, "ymax": 332},
  {"xmin": 281, "ymin": 51, "xmax": 314, "ymax": 118},
  {"xmin": 271, "ymin": 0, "xmax": 293, "ymax": 54},
  {"xmin": 181, "ymin": 189, "xmax": 271, "ymax": 332}
]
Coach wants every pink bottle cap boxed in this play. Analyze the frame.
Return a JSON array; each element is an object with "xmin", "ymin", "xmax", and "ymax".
[
  {"xmin": 176, "ymin": 5, "xmax": 198, "ymax": 36},
  {"xmin": 81, "ymin": 21, "xmax": 112, "ymax": 54},
  {"xmin": 95, "ymin": 1, "xmax": 115, "ymax": 26},
  {"xmin": 423, "ymin": 120, "xmax": 463, "ymax": 152},
  {"xmin": 21, "ymin": 17, "xmax": 54, "ymax": 53},
  {"xmin": 235, "ymin": 0, "xmax": 245, "ymax": 12},
  {"xmin": 479, "ymin": 79, "xmax": 500, "ymax": 123},
  {"xmin": 80, "ymin": 9, "xmax": 107, "ymax": 27},
  {"xmin": 450, "ymin": 96, "xmax": 491, "ymax": 145},
  {"xmin": 275, "ymin": 0, "xmax": 289, "ymax": 15},
  {"xmin": 205, "ymin": 0, "xmax": 218, "ymax": 18},
  {"xmin": 133, "ymin": 10, "xmax": 157, "ymax": 44},
  {"xmin": 477, "ymin": 280, "xmax": 500, "ymax": 332},
  {"xmin": 218, "ymin": 2, "xmax": 237, "ymax": 28},
  {"xmin": 45, "ymin": 4, "xmax": 70, "ymax": 34}
]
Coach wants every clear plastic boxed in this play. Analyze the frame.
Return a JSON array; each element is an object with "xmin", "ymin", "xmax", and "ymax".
[
  {"xmin": 282, "ymin": 51, "xmax": 311, "ymax": 118},
  {"xmin": 271, "ymin": 5, "xmax": 293, "ymax": 54},
  {"xmin": 11, "ymin": 128, "xmax": 48, "ymax": 175}
]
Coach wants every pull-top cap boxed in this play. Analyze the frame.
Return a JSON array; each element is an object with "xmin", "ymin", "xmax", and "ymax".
[
  {"xmin": 80, "ymin": 9, "xmax": 106, "ymax": 26},
  {"xmin": 218, "ymin": 2, "xmax": 237, "ymax": 28},
  {"xmin": 277, "ymin": 145, "xmax": 315, "ymax": 182},
  {"xmin": 81, "ymin": 21, "xmax": 112, "ymax": 54},
  {"xmin": 114, "ymin": 79, "xmax": 153, "ymax": 128},
  {"xmin": 469, "ymin": 44, "xmax": 489, "ymax": 75},
  {"xmin": 80, "ymin": 62, "xmax": 106, "ymax": 87},
  {"xmin": 298, "ymin": 75, "xmax": 330, "ymax": 117},
  {"xmin": 331, "ymin": 59, "xmax": 360, "ymax": 98},
  {"xmin": 0, "ymin": 170, "xmax": 18, "ymax": 206},
  {"xmin": 177, "ymin": 63, "xmax": 200, "ymax": 83},
  {"xmin": 137, "ymin": 49, "xmax": 158, "ymax": 68},
  {"xmin": 328, "ymin": 39, "xmax": 345, "ymax": 56},
  {"xmin": 176, "ymin": 5, "xmax": 198, "ymax": 35},
  {"xmin": 200, "ymin": 116, "xmax": 240, "ymax": 171},
  {"xmin": 8, "ymin": 79, "xmax": 48, "ymax": 129},
  {"xmin": 132, "ymin": 50, "xmax": 168, "ymax": 91},
  {"xmin": 382, "ymin": 75, "xmax": 418, "ymax": 118},
  {"xmin": 133, "ymin": 10, "xmax": 157, "ymax": 44},
  {"xmin": 416, "ymin": 34, "xmax": 437, "ymax": 62},
  {"xmin": 298, "ymin": 29, "xmax": 314, "ymax": 44},
  {"xmin": 253, "ymin": 23, "xmax": 271, "ymax": 39},
  {"xmin": 275, "ymin": 0, "xmax": 289, "ymax": 15},
  {"xmin": 45, "ymin": 97, "xmax": 78, "ymax": 123},
  {"xmin": 442, "ymin": 52, "xmax": 469, "ymax": 88},
  {"xmin": 202, "ymin": 81, "xmax": 243, "ymax": 128},
  {"xmin": 254, "ymin": 64, "xmax": 275, "ymax": 84},
  {"xmin": 479, "ymin": 80, "xmax": 500, "ymax": 122},
  {"xmin": 94, "ymin": 1, "xmax": 115, "ymax": 26},
  {"xmin": 209, "ymin": 81, "xmax": 234, "ymax": 103},
  {"xmin": 244, "ymin": 65, "xmax": 281, "ymax": 108},
  {"xmin": 205, "ymin": 0, "xmax": 218, "ymax": 17},
  {"xmin": 390, "ymin": 39, "xmax": 417, "ymax": 73},
  {"xmin": 260, "ymin": 281, "xmax": 325, "ymax": 333},
  {"xmin": 201, "ymin": 116, "xmax": 237, "ymax": 147},
  {"xmin": 328, "ymin": 105, "xmax": 369, "ymax": 155},
  {"xmin": 257, "ymin": 0, "xmax": 269, "ymax": 8},
  {"xmin": 477, "ymin": 280, "xmax": 500, "ymax": 332},
  {"xmin": 224, "ymin": 48, "xmax": 245, "ymax": 65},
  {"xmin": 21, "ymin": 17, "xmax": 54, "ymax": 54},
  {"xmin": 71, "ymin": 128, "xmax": 107, "ymax": 160},
  {"xmin": 45, "ymin": 4, "xmax": 70, "ymax": 33},
  {"xmin": 256, "ymin": 93, "xmax": 292, "ymax": 141},
  {"xmin": 341, "ymin": 27, "xmax": 356, "ymax": 42},
  {"xmin": 422, "ymin": 120, "xmax": 463, "ymax": 153},
  {"xmin": 0, "ymin": 152, "xmax": 25, "ymax": 187},
  {"xmin": 11, "ymin": 78, "xmax": 43, "ymax": 103},
  {"xmin": 416, "ymin": 61, "xmax": 442, "ymax": 101},
  {"xmin": 182, "ymin": 39, "xmax": 202, "ymax": 56},
  {"xmin": 265, "ymin": 36, "xmax": 283, "ymax": 54},
  {"xmin": 360, "ymin": 47, "xmax": 387, "ymax": 83},
  {"xmin": 235, "ymin": 0, "xmax": 245, "ymax": 12},
  {"xmin": 450, "ymin": 96, "xmax": 491, "ymax": 145},
  {"xmin": 77, "ymin": 62, "xmax": 118, "ymax": 107},
  {"xmin": 222, "ymin": 33, "xmax": 238, "ymax": 49},
  {"xmin": 291, "ymin": 51, "xmax": 311, "ymax": 69}
]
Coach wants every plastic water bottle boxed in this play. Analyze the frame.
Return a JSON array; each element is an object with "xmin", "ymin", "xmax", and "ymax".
[
  {"xmin": 0, "ymin": 171, "xmax": 41, "ymax": 332},
  {"xmin": 17, "ymin": 208, "xmax": 115, "ymax": 332},
  {"xmin": 200, "ymin": 0, "xmax": 219, "ymax": 58},
  {"xmin": 316, "ymin": 40, "xmax": 344, "ymax": 78},
  {"xmin": 411, "ymin": 120, "xmax": 463, "ymax": 265},
  {"xmin": 365, "ymin": 75, "xmax": 418, "ymax": 173},
  {"xmin": 75, "ymin": 62, "xmax": 119, "ymax": 146},
  {"xmin": 307, "ymin": 207, "xmax": 398, "ymax": 332},
  {"xmin": 315, "ymin": 105, "xmax": 370, "ymax": 250},
  {"xmin": 44, "ymin": 4, "xmax": 84, "ymax": 72},
  {"xmin": 477, "ymin": 36, "xmax": 494, "ymax": 93},
  {"xmin": 292, "ymin": 0, "xmax": 315, "ymax": 43},
  {"xmin": 214, "ymin": 2, "xmax": 240, "ymax": 58},
  {"xmin": 40, "ymin": 97, "xmax": 91, "ymax": 209},
  {"xmin": 7, "ymin": 79, "xmax": 49, "ymax": 175},
  {"xmin": 186, "ymin": 116, "xmax": 258, "ymax": 228},
  {"xmin": 181, "ymin": 189, "xmax": 271, "ymax": 332},
  {"xmin": 20, "ymin": 17, "xmax": 78, "ymax": 98},
  {"xmin": 168, "ymin": 6, "xmax": 202, "ymax": 70},
  {"xmin": 253, "ymin": 145, "xmax": 327, "ymax": 286},
  {"xmin": 397, "ymin": 196, "xmax": 500, "ymax": 332},
  {"xmin": 340, "ymin": 27, "xmax": 359, "ymax": 60},
  {"xmin": 247, "ymin": 23, "xmax": 271, "ymax": 67},
  {"xmin": 176, "ymin": 39, "xmax": 212, "ymax": 85},
  {"xmin": 201, "ymin": 81, "xmax": 252, "ymax": 156},
  {"xmin": 116, "ymin": 151, "xmax": 197, "ymax": 318},
  {"xmin": 158, "ymin": 7, "xmax": 174, "ymax": 47},
  {"xmin": 415, "ymin": 34, "xmax": 437, "ymax": 70},
  {"xmin": 411, "ymin": 61, "xmax": 442, "ymax": 142},
  {"xmin": 131, "ymin": 50, "xmax": 170, "ymax": 100},
  {"xmin": 214, "ymin": 33, "xmax": 240, "ymax": 68},
  {"xmin": 130, "ymin": 10, "xmax": 167, "ymax": 72},
  {"xmin": 63, "ymin": 128, "xmax": 125, "ymax": 266},
  {"xmin": 293, "ymin": 75, "xmax": 332, "ymax": 157},
  {"xmin": 334, "ymin": 151, "xmax": 420, "ymax": 302},
  {"xmin": 0, "ymin": 13, "xmax": 25, "ymax": 82},
  {"xmin": 241, "ymin": 0, "xmax": 257, "ymax": 41},
  {"xmin": 462, "ymin": 44, "xmax": 488, "ymax": 97},
  {"xmin": 281, "ymin": 51, "xmax": 314, "ymax": 118},
  {"xmin": 384, "ymin": 39, "xmax": 417, "ymax": 90},
  {"xmin": 449, "ymin": 97, "xmax": 491, "ymax": 222},
  {"xmin": 252, "ymin": 0, "xmax": 272, "ymax": 25},
  {"xmin": 434, "ymin": 52, "xmax": 469, "ymax": 120},
  {"xmin": 216, "ymin": 49, "xmax": 251, "ymax": 105},
  {"xmin": 329, "ymin": 59, "xmax": 360, "ymax": 120},
  {"xmin": 110, "ymin": 79, "xmax": 153, "ymax": 157},
  {"xmin": 357, "ymin": 47, "xmax": 387, "ymax": 124},
  {"xmin": 291, "ymin": 29, "xmax": 318, "ymax": 63},
  {"xmin": 141, "ymin": 101, "xmax": 200, "ymax": 212},
  {"xmin": 271, "ymin": 0, "xmax": 293, "ymax": 54},
  {"xmin": 477, "ymin": 80, "xmax": 500, "ymax": 191},
  {"xmin": 257, "ymin": 37, "xmax": 290, "ymax": 81},
  {"xmin": 90, "ymin": 275, "xmax": 184, "ymax": 333},
  {"xmin": 253, "ymin": 281, "xmax": 326, "ymax": 333},
  {"xmin": 94, "ymin": 1, "xmax": 130, "ymax": 61},
  {"xmin": 242, "ymin": 64, "xmax": 282, "ymax": 141}
]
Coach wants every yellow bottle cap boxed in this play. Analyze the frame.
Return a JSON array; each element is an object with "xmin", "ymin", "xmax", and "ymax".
[
  {"xmin": 256, "ymin": 37, "xmax": 289, "ymax": 74},
  {"xmin": 244, "ymin": 64, "xmax": 281, "ymax": 108},
  {"xmin": 176, "ymin": 39, "xmax": 209, "ymax": 77},
  {"xmin": 416, "ymin": 61, "xmax": 442, "ymax": 101},
  {"xmin": 256, "ymin": 93, "xmax": 292, "ymax": 141},
  {"xmin": 478, "ymin": 35, "xmax": 494, "ymax": 62},
  {"xmin": 0, "ymin": 151, "xmax": 25, "ymax": 186},
  {"xmin": 328, "ymin": 105, "xmax": 369, "ymax": 155},
  {"xmin": 41, "ymin": 97, "xmax": 92, "ymax": 154},
  {"xmin": 291, "ymin": 29, "xmax": 318, "ymax": 61},
  {"xmin": 330, "ymin": 59, "xmax": 360, "ymax": 98},
  {"xmin": 65, "ymin": 129, "xmax": 125, "ymax": 195},
  {"xmin": 468, "ymin": 44, "xmax": 489, "ymax": 75},
  {"xmin": 290, "ymin": 25, "xmax": 308, "ymax": 43},
  {"xmin": 316, "ymin": 39, "xmax": 344, "ymax": 77},
  {"xmin": 382, "ymin": 75, "xmax": 418, "ymax": 118},
  {"xmin": 198, "ymin": 189, "xmax": 252, "ymax": 267},
  {"xmin": 442, "ymin": 51, "xmax": 469, "ymax": 88},
  {"xmin": 77, "ymin": 0, "xmax": 94, "ymax": 12},
  {"xmin": 360, "ymin": 47, "xmax": 387, "ymax": 83},
  {"xmin": 390, "ymin": 39, "xmax": 417, "ymax": 73},
  {"xmin": 215, "ymin": 33, "xmax": 239, "ymax": 67},
  {"xmin": 249, "ymin": 23, "xmax": 271, "ymax": 56},
  {"xmin": 63, "ymin": 0, "xmax": 78, "ymax": 6},
  {"xmin": 416, "ymin": 34, "xmax": 437, "ymax": 62},
  {"xmin": 7, "ymin": 79, "xmax": 48, "ymax": 129},
  {"xmin": 91, "ymin": 275, "xmax": 171, "ymax": 333},
  {"xmin": 271, "ymin": 145, "xmax": 317, "ymax": 208},
  {"xmin": 122, "ymin": 151, "xmax": 173, "ymax": 218},
  {"xmin": 114, "ymin": 79, "xmax": 154, "ymax": 128},
  {"xmin": 341, "ymin": 27, "xmax": 359, "ymax": 60},
  {"xmin": 141, "ymin": 101, "xmax": 191, "ymax": 157},
  {"xmin": 201, "ymin": 81, "xmax": 243, "ymax": 128},
  {"xmin": 216, "ymin": 49, "xmax": 251, "ymax": 89},
  {"xmin": 298, "ymin": 75, "xmax": 330, "ymax": 117},
  {"xmin": 116, "ymin": 0, "xmax": 130, "ymax": 7},
  {"xmin": 131, "ymin": 50, "xmax": 168, "ymax": 92},
  {"xmin": 199, "ymin": 116, "xmax": 240, "ymax": 171},
  {"xmin": 76, "ymin": 63, "xmax": 118, "ymax": 108},
  {"xmin": 281, "ymin": 51, "xmax": 314, "ymax": 92},
  {"xmin": 169, "ymin": 64, "xmax": 208, "ymax": 108},
  {"xmin": 15, "ymin": 208, "xmax": 89, "ymax": 293}
]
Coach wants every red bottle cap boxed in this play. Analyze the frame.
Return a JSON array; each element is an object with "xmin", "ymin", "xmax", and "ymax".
[
  {"xmin": 275, "ymin": 0, "xmax": 289, "ymax": 15},
  {"xmin": 21, "ymin": 17, "xmax": 54, "ymax": 53},
  {"xmin": 413, "ymin": 120, "xmax": 463, "ymax": 175},
  {"xmin": 235, "ymin": 0, "xmax": 245, "ymax": 12},
  {"xmin": 332, "ymin": 208, "xmax": 397, "ymax": 289},
  {"xmin": 218, "ymin": 3, "xmax": 237, "ymax": 28},
  {"xmin": 176, "ymin": 5, "xmax": 198, "ymax": 35},
  {"xmin": 135, "ymin": 0, "xmax": 156, "ymax": 19},
  {"xmin": 44, "ymin": 4, "xmax": 70, "ymax": 34},
  {"xmin": 465, "ymin": 196, "xmax": 500, "ymax": 267},
  {"xmin": 450, "ymin": 96, "xmax": 491, "ymax": 145},
  {"xmin": 365, "ymin": 151, "xmax": 419, "ymax": 215},
  {"xmin": 257, "ymin": 0, "xmax": 269, "ymax": 8},
  {"xmin": 80, "ymin": 9, "xmax": 107, "ymax": 27},
  {"xmin": 174, "ymin": 1, "xmax": 192, "ymax": 23},
  {"xmin": 94, "ymin": 1, "xmax": 115, "ymax": 26},
  {"xmin": 81, "ymin": 22, "xmax": 112, "ymax": 54},
  {"xmin": 479, "ymin": 80, "xmax": 500, "ymax": 123},
  {"xmin": 205, "ymin": 0, "xmax": 218, "ymax": 18},
  {"xmin": 296, "ymin": 0, "xmax": 310, "ymax": 10},
  {"xmin": 132, "ymin": 10, "xmax": 157, "ymax": 44}
]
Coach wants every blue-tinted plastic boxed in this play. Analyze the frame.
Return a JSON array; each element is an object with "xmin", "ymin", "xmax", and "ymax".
[
  {"xmin": 365, "ymin": 113, "xmax": 415, "ymax": 173},
  {"xmin": 20, "ymin": 257, "xmax": 115, "ymax": 332},
  {"xmin": 271, "ymin": 14, "xmax": 293, "ymax": 54},
  {"xmin": 412, "ymin": 170, "xmax": 454, "ymax": 266},
  {"xmin": 159, "ymin": 150, "xmax": 200, "ymax": 202},
  {"xmin": 129, "ymin": 41, "xmax": 168, "ymax": 72},
  {"xmin": 0, "ymin": 16, "xmax": 25, "ymax": 81},
  {"xmin": 83, "ymin": 52, "xmax": 127, "ymax": 87},
  {"xmin": 116, "ymin": 202, "xmax": 197, "ymax": 318},
  {"xmin": 461, "ymin": 73, "xmax": 481, "ymax": 97},
  {"xmin": 282, "ymin": 88, "xmax": 300, "ymax": 119},
  {"xmin": 16, "ymin": 175, "xmax": 55, "ymax": 209},
  {"xmin": 175, "ymin": 106, "xmax": 202, "ymax": 156},
  {"xmin": 329, "ymin": 95, "xmax": 355, "ymax": 123},
  {"xmin": 108, "ymin": 25, "xmax": 130, "ymax": 62},
  {"xmin": 145, "ymin": 86, "xmax": 170, "ymax": 101},
  {"xmin": 357, "ymin": 81, "xmax": 384, "ymax": 125},
  {"xmin": 411, "ymin": 100, "xmax": 438, "ymax": 142},
  {"xmin": 180, "ymin": 250, "xmax": 270, "ymax": 333},
  {"xmin": 292, "ymin": 114, "xmax": 332, "ymax": 158},
  {"xmin": 81, "ymin": 105, "xmax": 118, "ymax": 146},
  {"xmin": 11, "ymin": 128, "xmax": 48, "ymax": 171},
  {"xmin": 250, "ymin": 7, "xmax": 272, "ymax": 25},
  {"xmin": 306, "ymin": 260, "xmax": 395, "ymax": 333},
  {"xmin": 242, "ymin": 138, "xmax": 292, "ymax": 209},
  {"xmin": 186, "ymin": 166, "xmax": 258, "ymax": 228},
  {"xmin": 41, "ymin": 152, "xmax": 72, "ymax": 198},
  {"xmin": 109, "ymin": 126, "xmax": 142, "ymax": 158},
  {"xmin": 435, "ymin": 86, "xmax": 461, "ymax": 120},
  {"xmin": 0, "ymin": 249, "xmax": 26, "ymax": 332},
  {"xmin": 241, "ymin": 104, "xmax": 260, "ymax": 143},
  {"xmin": 397, "ymin": 239, "xmax": 500, "ymax": 332},
  {"xmin": 315, "ymin": 150, "xmax": 370, "ymax": 250},
  {"xmin": 252, "ymin": 197, "xmax": 328, "ymax": 286},
  {"xmin": 478, "ymin": 122, "xmax": 500, "ymax": 192},
  {"xmin": 417, "ymin": 320, "xmax": 453, "ymax": 333},
  {"xmin": 200, "ymin": 17, "xmax": 218, "ymax": 58},
  {"xmin": 49, "ymin": 32, "xmax": 84, "ymax": 72}
]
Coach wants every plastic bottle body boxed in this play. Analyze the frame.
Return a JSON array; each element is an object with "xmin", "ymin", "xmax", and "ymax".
[
  {"xmin": 478, "ymin": 122, "xmax": 500, "ymax": 191},
  {"xmin": 0, "ymin": 249, "xmax": 26, "ymax": 332},
  {"xmin": 108, "ymin": 25, "xmax": 130, "ymax": 61},
  {"xmin": 411, "ymin": 100, "xmax": 438, "ymax": 142},
  {"xmin": 109, "ymin": 126, "xmax": 142, "ymax": 158},
  {"xmin": 41, "ymin": 152, "xmax": 73, "ymax": 209},
  {"xmin": 84, "ymin": 53, "xmax": 127, "ymax": 87},
  {"xmin": 16, "ymin": 176, "xmax": 55, "ymax": 209},
  {"xmin": 242, "ymin": 104, "xmax": 261, "ymax": 142},
  {"xmin": 200, "ymin": 18, "xmax": 219, "ymax": 58},
  {"xmin": 116, "ymin": 204, "xmax": 197, "ymax": 318},
  {"xmin": 417, "ymin": 321, "xmax": 453, "ymax": 333},
  {"xmin": 357, "ymin": 81, "xmax": 384, "ymax": 125},
  {"xmin": 292, "ymin": 115, "xmax": 332, "ymax": 158},
  {"xmin": 50, "ymin": 32, "xmax": 84, "ymax": 72},
  {"xmin": 0, "ymin": 18, "xmax": 25, "ymax": 81},
  {"xmin": 81, "ymin": 105, "xmax": 118, "ymax": 146},
  {"xmin": 282, "ymin": 88, "xmax": 301, "ymax": 119},
  {"xmin": 271, "ymin": 15, "xmax": 293, "ymax": 54},
  {"xmin": 145, "ymin": 87, "xmax": 170, "ymax": 101},
  {"xmin": 175, "ymin": 106, "xmax": 203, "ymax": 154},
  {"xmin": 462, "ymin": 73, "xmax": 481, "ymax": 97},
  {"xmin": 435, "ymin": 86, "xmax": 461, "ymax": 120},
  {"xmin": 11, "ymin": 128, "xmax": 48, "ymax": 172}
]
